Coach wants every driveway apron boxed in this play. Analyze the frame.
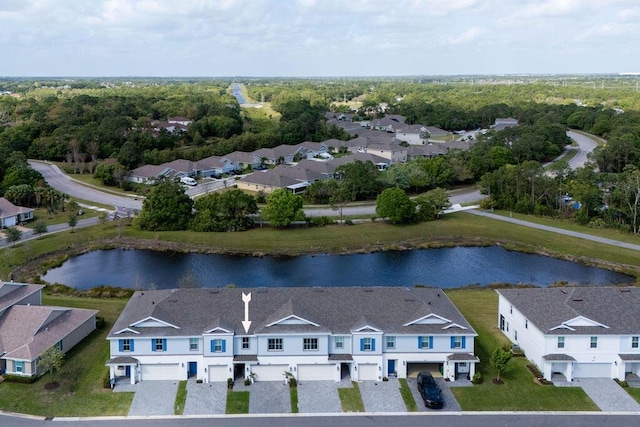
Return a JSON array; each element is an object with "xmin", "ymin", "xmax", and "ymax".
[
  {"xmin": 244, "ymin": 381, "xmax": 292, "ymax": 414},
  {"xmin": 359, "ymin": 379, "xmax": 406, "ymax": 412},
  {"xmin": 406, "ymin": 378, "xmax": 462, "ymax": 412},
  {"xmin": 577, "ymin": 378, "xmax": 640, "ymax": 412},
  {"xmin": 128, "ymin": 380, "xmax": 178, "ymax": 416},
  {"xmin": 297, "ymin": 381, "xmax": 343, "ymax": 413},
  {"xmin": 183, "ymin": 380, "xmax": 227, "ymax": 415}
]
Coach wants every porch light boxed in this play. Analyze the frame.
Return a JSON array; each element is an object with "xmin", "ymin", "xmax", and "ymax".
[
  {"xmin": 337, "ymin": 366, "xmax": 339, "ymax": 371},
  {"xmin": 229, "ymin": 367, "xmax": 232, "ymax": 372},
  {"xmin": 204, "ymin": 368, "xmax": 207, "ymax": 373}
]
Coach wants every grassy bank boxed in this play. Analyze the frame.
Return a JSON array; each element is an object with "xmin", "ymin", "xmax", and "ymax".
[{"xmin": 446, "ymin": 289, "xmax": 599, "ymax": 411}]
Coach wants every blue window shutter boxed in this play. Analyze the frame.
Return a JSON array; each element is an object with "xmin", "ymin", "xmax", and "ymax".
[
  {"xmin": 360, "ymin": 338, "xmax": 364, "ymax": 351},
  {"xmin": 119, "ymin": 340, "xmax": 123, "ymax": 352},
  {"xmin": 372, "ymin": 339, "xmax": 376, "ymax": 351},
  {"xmin": 418, "ymin": 336, "xmax": 422, "ymax": 348},
  {"xmin": 222, "ymin": 340, "xmax": 226, "ymax": 352},
  {"xmin": 211, "ymin": 340, "xmax": 215, "ymax": 352},
  {"xmin": 429, "ymin": 336, "xmax": 433, "ymax": 349},
  {"xmin": 152, "ymin": 339, "xmax": 155, "ymax": 351},
  {"xmin": 450, "ymin": 336, "xmax": 455, "ymax": 349},
  {"xmin": 462, "ymin": 336, "xmax": 466, "ymax": 349},
  {"xmin": 131, "ymin": 340, "xmax": 135, "ymax": 352},
  {"xmin": 162, "ymin": 338, "xmax": 167, "ymax": 352}
]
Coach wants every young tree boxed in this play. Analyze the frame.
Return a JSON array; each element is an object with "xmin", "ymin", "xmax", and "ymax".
[
  {"xmin": 38, "ymin": 345, "xmax": 64, "ymax": 387},
  {"xmin": 329, "ymin": 183, "xmax": 354, "ymax": 223},
  {"xmin": 489, "ymin": 347, "xmax": 512, "ymax": 383},
  {"xmin": 4, "ymin": 227, "xmax": 22, "ymax": 245},
  {"xmin": 68, "ymin": 215, "xmax": 78, "ymax": 232},
  {"xmin": 375, "ymin": 187, "xmax": 416, "ymax": 224},
  {"xmin": 415, "ymin": 188, "xmax": 451, "ymax": 221},
  {"xmin": 33, "ymin": 220, "xmax": 48, "ymax": 238},
  {"xmin": 262, "ymin": 188, "xmax": 304, "ymax": 228}
]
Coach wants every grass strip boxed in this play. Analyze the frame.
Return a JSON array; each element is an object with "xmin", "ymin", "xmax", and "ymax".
[
  {"xmin": 627, "ymin": 388, "xmax": 640, "ymax": 404},
  {"xmin": 398, "ymin": 378, "xmax": 417, "ymax": 412},
  {"xmin": 174, "ymin": 380, "xmax": 187, "ymax": 415},
  {"xmin": 446, "ymin": 289, "xmax": 599, "ymax": 411},
  {"xmin": 338, "ymin": 382, "xmax": 365, "ymax": 412},
  {"xmin": 290, "ymin": 386, "xmax": 298, "ymax": 413},
  {"xmin": 226, "ymin": 390, "xmax": 250, "ymax": 414}
]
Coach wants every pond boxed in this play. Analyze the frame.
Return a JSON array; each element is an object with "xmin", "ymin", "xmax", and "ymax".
[{"xmin": 41, "ymin": 246, "xmax": 633, "ymax": 290}]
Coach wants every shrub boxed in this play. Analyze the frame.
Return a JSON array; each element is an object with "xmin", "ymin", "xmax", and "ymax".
[
  {"xmin": 289, "ymin": 377, "xmax": 297, "ymax": 388},
  {"xmin": 344, "ymin": 219, "xmax": 354, "ymax": 225},
  {"xmin": 244, "ymin": 378, "xmax": 251, "ymax": 386},
  {"xmin": 103, "ymin": 369, "xmax": 112, "ymax": 389},
  {"xmin": 614, "ymin": 378, "xmax": 629, "ymax": 388},
  {"xmin": 3, "ymin": 374, "xmax": 38, "ymax": 384},
  {"xmin": 308, "ymin": 216, "xmax": 335, "ymax": 227},
  {"xmin": 227, "ymin": 378, "xmax": 234, "ymax": 389},
  {"xmin": 95, "ymin": 316, "xmax": 106, "ymax": 329},
  {"xmin": 472, "ymin": 371, "xmax": 483, "ymax": 384},
  {"xmin": 526, "ymin": 364, "xmax": 543, "ymax": 378}
]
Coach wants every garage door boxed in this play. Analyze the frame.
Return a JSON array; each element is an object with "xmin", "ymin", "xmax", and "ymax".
[
  {"xmin": 297, "ymin": 364, "xmax": 336, "ymax": 381},
  {"xmin": 574, "ymin": 363, "xmax": 611, "ymax": 378},
  {"xmin": 252, "ymin": 365, "xmax": 287, "ymax": 381},
  {"xmin": 407, "ymin": 363, "xmax": 443, "ymax": 378},
  {"xmin": 358, "ymin": 364, "xmax": 378, "ymax": 381},
  {"xmin": 141, "ymin": 364, "xmax": 179, "ymax": 381},
  {"xmin": 208, "ymin": 365, "xmax": 228, "ymax": 382}
]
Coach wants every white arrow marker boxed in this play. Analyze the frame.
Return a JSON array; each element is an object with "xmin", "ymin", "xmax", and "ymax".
[{"xmin": 242, "ymin": 292, "xmax": 252, "ymax": 333}]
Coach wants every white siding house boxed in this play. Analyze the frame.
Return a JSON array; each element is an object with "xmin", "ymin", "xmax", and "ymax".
[
  {"xmin": 497, "ymin": 287, "xmax": 640, "ymax": 382},
  {"xmin": 107, "ymin": 287, "xmax": 478, "ymax": 385}
]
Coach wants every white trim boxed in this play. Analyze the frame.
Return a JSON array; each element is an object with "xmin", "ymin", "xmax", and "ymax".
[
  {"xmin": 549, "ymin": 324, "xmax": 576, "ymax": 331},
  {"xmin": 204, "ymin": 326, "xmax": 233, "ymax": 334},
  {"xmin": 114, "ymin": 328, "xmax": 140, "ymax": 335},
  {"xmin": 403, "ymin": 313, "xmax": 451, "ymax": 326},
  {"xmin": 442, "ymin": 323, "xmax": 468, "ymax": 330},
  {"xmin": 130, "ymin": 316, "xmax": 180, "ymax": 329},
  {"xmin": 352, "ymin": 325, "xmax": 383, "ymax": 333},
  {"xmin": 266, "ymin": 314, "xmax": 320, "ymax": 327}
]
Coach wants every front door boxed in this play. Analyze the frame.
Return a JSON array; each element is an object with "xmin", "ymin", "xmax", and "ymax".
[
  {"xmin": 387, "ymin": 360, "xmax": 396, "ymax": 377},
  {"xmin": 188, "ymin": 362, "xmax": 197, "ymax": 378},
  {"xmin": 125, "ymin": 365, "xmax": 131, "ymax": 377}
]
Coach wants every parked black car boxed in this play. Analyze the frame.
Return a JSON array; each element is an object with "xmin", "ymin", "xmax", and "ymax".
[{"xmin": 416, "ymin": 371, "xmax": 444, "ymax": 409}]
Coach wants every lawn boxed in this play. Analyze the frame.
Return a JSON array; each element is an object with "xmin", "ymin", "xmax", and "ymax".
[
  {"xmin": 399, "ymin": 378, "xmax": 418, "ymax": 412},
  {"xmin": 627, "ymin": 387, "xmax": 640, "ymax": 404},
  {"xmin": 226, "ymin": 390, "xmax": 250, "ymax": 414},
  {"xmin": 174, "ymin": 380, "xmax": 187, "ymax": 415},
  {"xmin": 0, "ymin": 296, "xmax": 132, "ymax": 417},
  {"xmin": 338, "ymin": 382, "xmax": 365, "ymax": 412},
  {"xmin": 446, "ymin": 289, "xmax": 599, "ymax": 411},
  {"xmin": 290, "ymin": 386, "xmax": 298, "ymax": 413}
]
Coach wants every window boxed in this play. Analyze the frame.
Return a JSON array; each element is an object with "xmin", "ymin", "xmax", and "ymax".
[
  {"xmin": 303, "ymin": 338, "xmax": 318, "ymax": 351},
  {"xmin": 499, "ymin": 315, "xmax": 505, "ymax": 331},
  {"xmin": 510, "ymin": 305, "xmax": 513, "ymax": 314},
  {"xmin": 451, "ymin": 336, "xmax": 466, "ymax": 349},
  {"xmin": 418, "ymin": 336, "xmax": 432, "ymax": 349},
  {"xmin": 14, "ymin": 361, "xmax": 24, "ymax": 373},
  {"xmin": 335, "ymin": 336, "xmax": 344, "ymax": 349},
  {"xmin": 632, "ymin": 336, "xmax": 639, "ymax": 349},
  {"xmin": 55, "ymin": 341, "xmax": 63, "ymax": 352},
  {"xmin": 153, "ymin": 338, "xmax": 165, "ymax": 352},
  {"xmin": 557, "ymin": 336, "xmax": 565, "ymax": 349},
  {"xmin": 211, "ymin": 339, "xmax": 225, "ymax": 353},
  {"xmin": 242, "ymin": 337, "xmax": 250, "ymax": 350},
  {"xmin": 361, "ymin": 337, "xmax": 374, "ymax": 351},
  {"xmin": 189, "ymin": 338, "xmax": 199, "ymax": 351},
  {"xmin": 525, "ymin": 319, "xmax": 528, "ymax": 329},
  {"xmin": 386, "ymin": 336, "xmax": 396, "ymax": 349},
  {"xmin": 590, "ymin": 336, "xmax": 598, "ymax": 349},
  {"xmin": 268, "ymin": 338, "xmax": 283, "ymax": 351},
  {"xmin": 121, "ymin": 339, "xmax": 132, "ymax": 352},
  {"xmin": 514, "ymin": 330, "xmax": 518, "ymax": 341}
]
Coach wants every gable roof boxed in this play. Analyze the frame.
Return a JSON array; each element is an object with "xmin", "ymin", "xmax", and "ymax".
[
  {"xmin": 0, "ymin": 198, "xmax": 34, "ymax": 220},
  {"xmin": 108, "ymin": 287, "xmax": 476, "ymax": 338},
  {"xmin": 0, "ymin": 282, "xmax": 43, "ymax": 314},
  {"xmin": 0, "ymin": 305, "xmax": 97, "ymax": 361},
  {"xmin": 497, "ymin": 287, "xmax": 640, "ymax": 335}
]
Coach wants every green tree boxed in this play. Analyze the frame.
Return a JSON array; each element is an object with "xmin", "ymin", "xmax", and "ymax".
[
  {"xmin": 4, "ymin": 226, "xmax": 22, "ymax": 245},
  {"xmin": 38, "ymin": 345, "xmax": 64, "ymax": 387},
  {"xmin": 376, "ymin": 187, "xmax": 416, "ymax": 224},
  {"xmin": 330, "ymin": 182, "xmax": 354, "ymax": 223},
  {"xmin": 190, "ymin": 189, "xmax": 258, "ymax": 232},
  {"xmin": 489, "ymin": 347, "xmax": 512, "ymax": 383},
  {"xmin": 415, "ymin": 188, "xmax": 451, "ymax": 221},
  {"xmin": 262, "ymin": 189, "xmax": 304, "ymax": 228},
  {"xmin": 335, "ymin": 160, "xmax": 381, "ymax": 201},
  {"xmin": 33, "ymin": 220, "xmax": 48, "ymax": 238},
  {"xmin": 134, "ymin": 180, "xmax": 194, "ymax": 231},
  {"xmin": 68, "ymin": 214, "xmax": 78, "ymax": 232}
]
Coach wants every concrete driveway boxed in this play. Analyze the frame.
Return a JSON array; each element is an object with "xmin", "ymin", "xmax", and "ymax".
[
  {"xmin": 183, "ymin": 380, "xmax": 227, "ymax": 415},
  {"xmin": 128, "ymin": 380, "xmax": 178, "ymax": 416},
  {"xmin": 406, "ymin": 378, "xmax": 462, "ymax": 412},
  {"xmin": 297, "ymin": 380, "xmax": 343, "ymax": 413},
  {"xmin": 577, "ymin": 378, "xmax": 640, "ymax": 412},
  {"xmin": 358, "ymin": 379, "xmax": 406, "ymax": 412},
  {"xmin": 243, "ymin": 381, "xmax": 292, "ymax": 414}
]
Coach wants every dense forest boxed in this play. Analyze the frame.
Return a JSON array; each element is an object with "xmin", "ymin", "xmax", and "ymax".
[{"xmin": 1, "ymin": 76, "xmax": 639, "ymax": 233}]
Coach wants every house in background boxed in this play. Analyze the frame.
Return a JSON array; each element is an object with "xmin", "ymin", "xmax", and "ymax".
[
  {"xmin": 0, "ymin": 281, "xmax": 97, "ymax": 377},
  {"xmin": 106, "ymin": 287, "xmax": 478, "ymax": 385},
  {"xmin": 491, "ymin": 117, "xmax": 519, "ymax": 132},
  {"xmin": 0, "ymin": 197, "xmax": 34, "ymax": 228},
  {"xmin": 497, "ymin": 287, "xmax": 640, "ymax": 382}
]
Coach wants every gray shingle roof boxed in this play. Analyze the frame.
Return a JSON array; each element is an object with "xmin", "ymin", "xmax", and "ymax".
[
  {"xmin": 543, "ymin": 353, "xmax": 576, "ymax": 361},
  {"xmin": 498, "ymin": 287, "xmax": 640, "ymax": 335},
  {"xmin": 0, "ymin": 282, "xmax": 43, "ymax": 313},
  {"xmin": 108, "ymin": 287, "xmax": 476, "ymax": 338}
]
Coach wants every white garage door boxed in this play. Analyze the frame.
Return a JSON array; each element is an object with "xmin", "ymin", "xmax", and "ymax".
[
  {"xmin": 574, "ymin": 363, "xmax": 611, "ymax": 378},
  {"xmin": 252, "ymin": 365, "xmax": 287, "ymax": 381},
  {"xmin": 358, "ymin": 364, "xmax": 378, "ymax": 381},
  {"xmin": 141, "ymin": 364, "xmax": 180, "ymax": 381},
  {"xmin": 208, "ymin": 365, "xmax": 228, "ymax": 382},
  {"xmin": 297, "ymin": 364, "xmax": 336, "ymax": 381}
]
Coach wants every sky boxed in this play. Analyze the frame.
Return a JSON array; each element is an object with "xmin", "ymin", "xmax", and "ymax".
[{"xmin": 1, "ymin": 0, "xmax": 639, "ymax": 77}]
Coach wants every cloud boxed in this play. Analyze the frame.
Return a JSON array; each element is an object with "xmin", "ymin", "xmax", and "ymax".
[{"xmin": 443, "ymin": 27, "xmax": 487, "ymax": 45}]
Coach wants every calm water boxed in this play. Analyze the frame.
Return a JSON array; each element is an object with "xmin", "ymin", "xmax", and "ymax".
[{"xmin": 41, "ymin": 246, "xmax": 633, "ymax": 290}]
